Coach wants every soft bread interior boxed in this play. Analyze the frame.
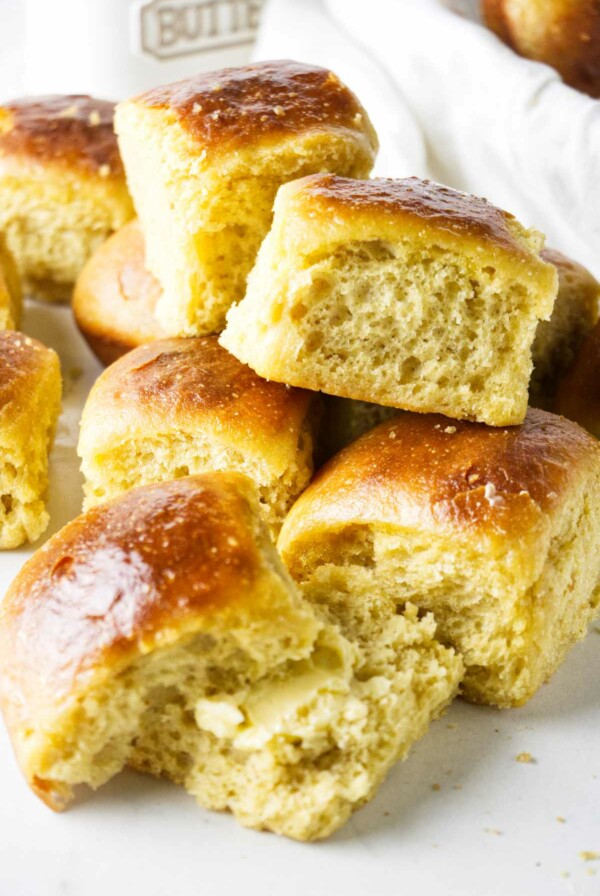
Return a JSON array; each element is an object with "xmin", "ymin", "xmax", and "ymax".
[
  {"xmin": 24, "ymin": 530, "xmax": 461, "ymax": 841},
  {"xmin": 0, "ymin": 236, "xmax": 21, "ymax": 329},
  {"xmin": 80, "ymin": 419, "xmax": 316, "ymax": 537},
  {"xmin": 0, "ymin": 357, "xmax": 61, "ymax": 549},
  {"xmin": 117, "ymin": 100, "xmax": 374, "ymax": 335},
  {"xmin": 223, "ymin": 236, "xmax": 554, "ymax": 426},
  {"xmin": 0, "ymin": 175, "xmax": 132, "ymax": 301},
  {"xmin": 284, "ymin": 470, "xmax": 600, "ymax": 708}
]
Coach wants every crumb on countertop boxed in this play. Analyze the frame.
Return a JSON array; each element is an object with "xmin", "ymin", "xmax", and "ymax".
[{"xmin": 515, "ymin": 752, "xmax": 535, "ymax": 764}]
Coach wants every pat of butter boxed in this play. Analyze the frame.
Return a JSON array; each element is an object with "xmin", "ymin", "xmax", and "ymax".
[
  {"xmin": 244, "ymin": 663, "xmax": 349, "ymax": 730},
  {"xmin": 195, "ymin": 697, "xmax": 244, "ymax": 739},
  {"xmin": 194, "ymin": 640, "xmax": 356, "ymax": 749}
]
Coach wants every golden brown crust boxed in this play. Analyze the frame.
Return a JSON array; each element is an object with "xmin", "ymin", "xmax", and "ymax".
[
  {"xmin": 482, "ymin": 0, "xmax": 600, "ymax": 98},
  {"xmin": 0, "ymin": 331, "xmax": 58, "ymax": 414},
  {"xmin": 278, "ymin": 408, "xmax": 600, "ymax": 553},
  {"xmin": 136, "ymin": 60, "xmax": 377, "ymax": 154},
  {"xmin": 73, "ymin": 220, "xmax": 164, "ymax": 366},
  {"xmin": 555, "ymin": 319, "xmax": 600, "ymax": 438},
  {"xmin": 530, "ymin": 247, "xmax": 600, "ymax": 407},
  {"xmin": 482, "ymin": 0, "xmax": 514, "ymax": 44},
  {"xmin": 0, "ymin": 95, "xmax": 123, "ymax": 176},
  {"xmin": 0, "ymin": 232, "xmax": 21, "ymax": 327},
  {"xmin": 287, "ymin": 174, "xmax": 533, "ymax": 257},
  {"xmin": 539, "ymin": 249, "xmax": 600, "ymax": 311},
  {"xmin": 81, "ymin": 336, "xmax": 314, "ymax": 456},
  {"xmin": 0, "ymin": 474, "xmax": 267, "ymax": 705}
]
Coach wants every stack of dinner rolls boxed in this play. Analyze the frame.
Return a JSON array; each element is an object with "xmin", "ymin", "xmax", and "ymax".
[{"xmin": 0, "ymin": 59, "xmax": 599, "ymax": 842}]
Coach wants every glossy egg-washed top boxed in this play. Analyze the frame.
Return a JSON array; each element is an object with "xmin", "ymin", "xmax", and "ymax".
[
  {"xmin": 0, "ymin": 95, "xmax": 123, "ymax": 176},
  {"xmin": 0, "ymin": 331, "xmax": 57, "ymax": 414},
  {"xmin": 137, "ymin": 60, "xmax": 377, "ymax": 152},
  {"xmin": 81, "ymin": 336, "xmax": 314, "ymax": 451},
  {"xmin": 278, "ymin": 408, "xmax": 600, "ymax": 551},
  {"xmin": 287, "ymin": 174, "xmax": 536, "ymax": 257},
  {"xmin": 0, "ymin": 475, "xmax": 268, "ymax": 704},
  {"xmin": 73, "ymin": 219, "xmax": 164, "ymax": 366}
]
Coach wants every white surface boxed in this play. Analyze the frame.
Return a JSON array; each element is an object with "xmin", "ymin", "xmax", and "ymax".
[{"xmin": 0, "ymin": 309, "xmax": 598, "ymax": 896}]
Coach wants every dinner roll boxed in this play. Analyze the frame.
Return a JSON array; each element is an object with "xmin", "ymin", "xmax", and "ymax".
[
  {"xmin": 0, "ymin": 331, "xmax": 61, "ymax": 548},
  {"xmin": 221, "ymin": 175, "xmax": 557, "ymax": 427},
  {"xmin": 530, "ymin": 248, "xmax": 599, "ymax": 408},
  {"xmin": 78, "ymin": 336, "xmax": 318, "ymax": 535},
  {"xmin": 482, "ymin": 0, "xmax": 600, "ymax": 98},
  {"xmin": 0, "ymin": 95, "xmax": 134, "ymax": 302},
  {"xmin": 0, "ymin": 473, "xmax": 461, "ymax": 840},
  {"xmin": 555, "ymin": 319, "xmax": 600, "ymax": 438},
  {"xmin": 115, "ymin": 61, "xmax": 378, "ymax": 336},
  {"xmin": 0, "ymin": 232, "xmax": 22, "ymax": 330},
  {"xmin": 321, "ymin": 246, "xmax": 600, "ymax": 458},
  {"xmin": 73, "ymin": 219, "xmax": 165, "ymax": 365},
  {"xmin": 278, "ymin": 408, "xmax": 600, "ymax": 709}
]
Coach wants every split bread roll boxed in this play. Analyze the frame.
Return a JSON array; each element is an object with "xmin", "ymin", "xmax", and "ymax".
[
  {"xmin": 73, "ymin": 219, "xmax": 165, "ymax": 365},
  {"xmin": 322, "ymin": 246, "xmax": 600, "ymax": 457},
  {"xmin": 221, "ymin": 174, "xmax": 558, "ymax": 427},
  {"xmin": 0, "ymin": 95, "xmax": 134, "ymax": 302},
  {"xmin": 115, "ymin": 60, "xmax": 378, "ymax": 337},
  {"xmin": 78, "ymin": 336, "xmax": 319, "ymax": 535},
  {"xmin": 555, "ymin": 318, "xmax": 600, "ymax": 439},
  {"xmin": 0, "ymin": 331, "xmax": 61, "ymax": 548},
  {"xmin": 482, "ymin": 0, "xmax": 600, "ymax": 99},
  {"xmin": 0, "ymin": 232, "xmax": 22, "ymax": 330},
  {"xmin": 278, "ymin": 408, "xmax": 600, "ymax": 709},
  {"xmin": 0, "ymin": 473, "xmax": 462, "ymax": 841}
]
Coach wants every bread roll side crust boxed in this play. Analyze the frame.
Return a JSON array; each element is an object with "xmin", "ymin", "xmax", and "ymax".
[
  {"xmin": 555, "ymin": 319, "xmax": 600, "ymax": 438},
  {"xmin": 482, "ymin": 0, "xmax": 600, "ymax": 98},
  {"xmin": 73, "ymin": 220, "xmax": 164, "ymax": 365}
]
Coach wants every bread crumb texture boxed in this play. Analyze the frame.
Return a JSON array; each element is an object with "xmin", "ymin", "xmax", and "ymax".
[
  {"xmin": 0, "ymin": 473, "xmax": 461, "ymax": 840},
  {"xmin": 221, "ymin": 175, "xmax": 558, "ymax": 427},
  {"xmin": 317, "ymin": 247, "xmax": 599, "ymax": 455},
  {"xmin": 0, "ymin": 231, "xmax": 22, "ymax": 330},
  {"xmin": 0, "ymin": 331, "xmax": 61, "ymax": 548}
]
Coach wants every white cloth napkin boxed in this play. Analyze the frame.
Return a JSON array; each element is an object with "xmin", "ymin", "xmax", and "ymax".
[{"xmin": 254, "ymin": 0, "xmax": 600, "ymax": 278}]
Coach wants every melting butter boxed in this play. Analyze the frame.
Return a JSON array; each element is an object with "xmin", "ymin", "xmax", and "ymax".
[{"xmin": 194, "ymin": 635, "xmax": 358, "ymax": 749}]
